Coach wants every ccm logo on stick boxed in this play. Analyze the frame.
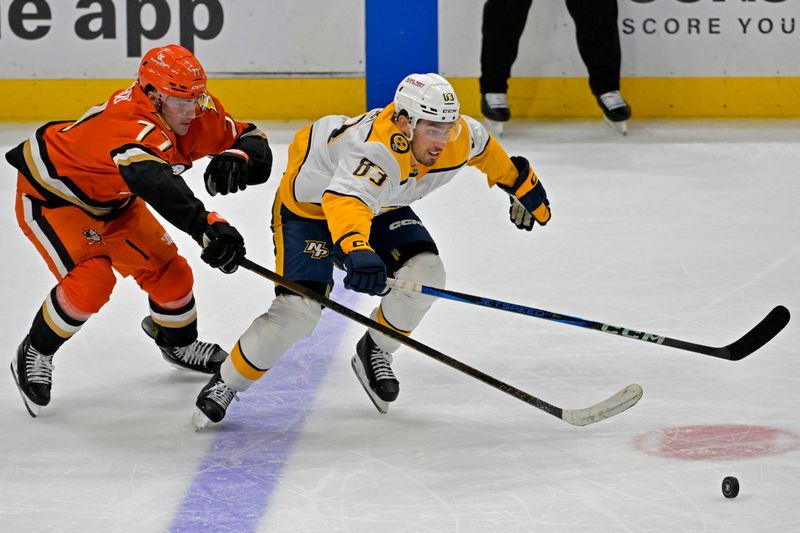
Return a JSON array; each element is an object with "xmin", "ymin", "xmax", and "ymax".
[{"xmin": 600, "ymin": 324, "xmax": 665, "ymax": 344}]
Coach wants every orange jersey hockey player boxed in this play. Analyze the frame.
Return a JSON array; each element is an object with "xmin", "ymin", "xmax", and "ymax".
[{"xmin": 5, "ymin": 44, "xmax": 272, "ymax": 418}]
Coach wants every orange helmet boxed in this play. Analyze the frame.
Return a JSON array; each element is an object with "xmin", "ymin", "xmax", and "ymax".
[{"xmin": 138, "ymin": 44, "xmax": 206, "ymax": 98}]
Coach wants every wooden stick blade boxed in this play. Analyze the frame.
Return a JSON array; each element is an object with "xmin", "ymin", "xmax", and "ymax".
[{"xmin": 562, "ymin": 383, "xmax": 644, "ymax": 426}]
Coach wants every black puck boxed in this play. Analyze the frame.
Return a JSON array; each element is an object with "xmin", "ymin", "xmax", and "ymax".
[{"xmin": 722, "ymin": 476, "xmax": 739, "ymax": 498}]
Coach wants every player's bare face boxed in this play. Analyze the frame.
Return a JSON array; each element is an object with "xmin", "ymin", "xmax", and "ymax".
[
  {"xmin": 411, "ymin": 120, "xmax": 461, "ymax": 166},
  {"xmin": 160, "ymin": 95, "xmax": 199, "ymax": 136}
]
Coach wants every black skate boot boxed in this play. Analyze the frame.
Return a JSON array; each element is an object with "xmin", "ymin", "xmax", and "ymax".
[
  {"xmin": 141, "ymin": 316, "xmax": 227, "ymax": 374},
  {"xmin": 193, "ymin": 372, "xmax": 238, "ymax": 430},
  {"xmin": 481, "ymin": 93, "xmax": 510, "ymax": 137},
  {"xmin": 351, "ymin": 332, "xmax": 399, "ymax": 414},
  {"xmin": 10, "ymin": 335, "xmax": 54, "ymax": 417},
  {"xmin": 596, "ymin": 90, "xmax": 631, "ymax": 135}
]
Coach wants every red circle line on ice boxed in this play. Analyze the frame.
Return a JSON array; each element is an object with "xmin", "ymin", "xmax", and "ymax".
[{"xmin": 633, "ymin": 424, "xmax": 800, "ymax": 460}]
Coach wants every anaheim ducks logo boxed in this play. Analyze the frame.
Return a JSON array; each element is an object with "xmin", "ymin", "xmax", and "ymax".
[
  {"xmin": 197, "ymin": 92, "xmax": 218, "ymax": 115},
  {"xmin": 390, "ymin": 133, "xmax": 409, "ymax": 154},
  {"xmin": 83, "ymin": 228, "xmax": 104, "ymax": 245}
]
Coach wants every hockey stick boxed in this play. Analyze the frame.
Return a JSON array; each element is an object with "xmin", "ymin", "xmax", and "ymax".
[
  {"xmin": 240, "ymin": 259, "xmax": 642, "ymax": 426},
  {"xmin": 386, "ymin": 279, "xmax": 790, "ymax": 361}
]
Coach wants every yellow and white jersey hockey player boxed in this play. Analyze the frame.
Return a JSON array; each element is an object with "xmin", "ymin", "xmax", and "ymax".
[
  {"xmin": 191, "ymin": 73, "xmax": 552, "ymax": 429},
  {"xmin": 278, "ymin": 77, "xmax": 550, "ymax": 255}
]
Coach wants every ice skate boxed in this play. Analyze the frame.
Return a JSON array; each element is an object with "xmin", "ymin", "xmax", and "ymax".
[
  {"xmin": 10, "ymin": 335, "xmax": 54, "ymax": 418},
  {"xmin": 481, "ymin": 93, "xmax": 510, "ymax": 137},
  {"xmin": 351, "ymin": 332, "xmax": 399, "ymax": 414},
  {"xmin": 597, "ymin": 90, "xmax": 631, "ymax": 136},
  {"xmin": 141, "ymin": 316, "xmax": 227, "ymax": 374},
  {"xmin": 192, "ymin": 372, "xmax": 239, "ymax": 431}
]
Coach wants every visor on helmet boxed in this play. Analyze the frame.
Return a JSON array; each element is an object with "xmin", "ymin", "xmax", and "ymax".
[
  {"xmin": 412, "ymin": 119, "xmax": 462, "ymax": 143},
  {"xmin": 161, "ymin": 95, "xmax": 200, "ymax": 118}
]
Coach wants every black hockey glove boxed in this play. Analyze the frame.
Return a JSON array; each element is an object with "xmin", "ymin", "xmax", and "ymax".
[
  {"xmin": 342, "ymin": 250, "xmax": 387, "ymax": 295},
  {"xmin": 498, "ymin": 156, "xmax": 551, "ymax": 230},
  {"xmin": 200, "ymin": 214, "xmax": 246, "ymax": 274},
  {"xmin": 333, "ymin": 234, "xmax": 387, "ymax": 296},
  {"xmin": 204, "ymin": 149, "xmax": 250, "ymax": 196}
]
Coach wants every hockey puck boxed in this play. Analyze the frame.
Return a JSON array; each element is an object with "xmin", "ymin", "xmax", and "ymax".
[{"xmin": 722, "ymin": 476, "xmax": 739, "ymax": 498}]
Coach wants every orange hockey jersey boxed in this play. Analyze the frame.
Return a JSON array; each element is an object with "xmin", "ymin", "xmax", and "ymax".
[{"xmin": 6, "ymin": 83, "xmax": 265, "ymax": 239}]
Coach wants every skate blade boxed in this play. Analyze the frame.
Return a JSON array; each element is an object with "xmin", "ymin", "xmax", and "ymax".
[
  {"xmin": 192, "ymin": 409, "xmax": 213, "ymax": 431},
  {"xmin": 603, "ymin": 117, "xmax": 628, "ymax": 136},
  {"xmin": 9, "ymin": 360, "xmax": 41, "ymax": 418},
  {"xmin": 350, "ymin": 355, "xmax": 389, "ymax": 414},
  {"xmin": 163, "ymin": 357, "xmax": 217, "ymax": 375},
  {"xmin": 483, "ymin": 119, "xmax": 505, "ymax": 137}
]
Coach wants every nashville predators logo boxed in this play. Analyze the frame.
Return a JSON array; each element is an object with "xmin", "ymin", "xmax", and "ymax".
[
  {"xmin": 390, "ymin": 133, "xmax": 409, "ymax": 154},
  {"xmin": 304, "ymin": 240, "xmax": 330, "ymax": 259},
  {"xmin": 82, "ymin": 228, "xmax": 104, "ymax": 245}
]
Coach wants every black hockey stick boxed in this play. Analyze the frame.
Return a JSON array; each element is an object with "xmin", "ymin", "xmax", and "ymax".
[
  {"xmin": 240, "ymin": 259, "xmax": 642, "ymax": 426},
  {"xmin": 386, "ymin": 279, "xmax": 790, "ymax": 361}
]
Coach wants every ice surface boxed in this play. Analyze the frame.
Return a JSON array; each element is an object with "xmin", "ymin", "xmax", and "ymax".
[{"xmin": 0, "ymin": 119, "xmax": 797, "ymax": 532}]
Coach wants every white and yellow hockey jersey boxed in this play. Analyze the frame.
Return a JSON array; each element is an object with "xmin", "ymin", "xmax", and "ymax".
[{"xmin": 276, "ymin": 103, "xmax": 526, "ymax": 254}]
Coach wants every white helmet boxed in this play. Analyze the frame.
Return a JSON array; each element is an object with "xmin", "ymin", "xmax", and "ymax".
[{"xmin": 394, "ymin": 73, "xmax": 460, "ymax": 130}]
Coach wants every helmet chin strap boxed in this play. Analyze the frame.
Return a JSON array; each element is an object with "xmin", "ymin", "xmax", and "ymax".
[
  {"xmin": 154, "ymin": 93, "xmax": 166, "ymax": 113},
  {"xmin": 407, "ymin": 115, "xmax": 421, "ymax": 141},
  {"xmin": 144, "ymin": 87, "xmax": 166, "ymax": 113},
  {"xmin": 393, "ymin": 112, "xmax": 415, "ymax": 142}
]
